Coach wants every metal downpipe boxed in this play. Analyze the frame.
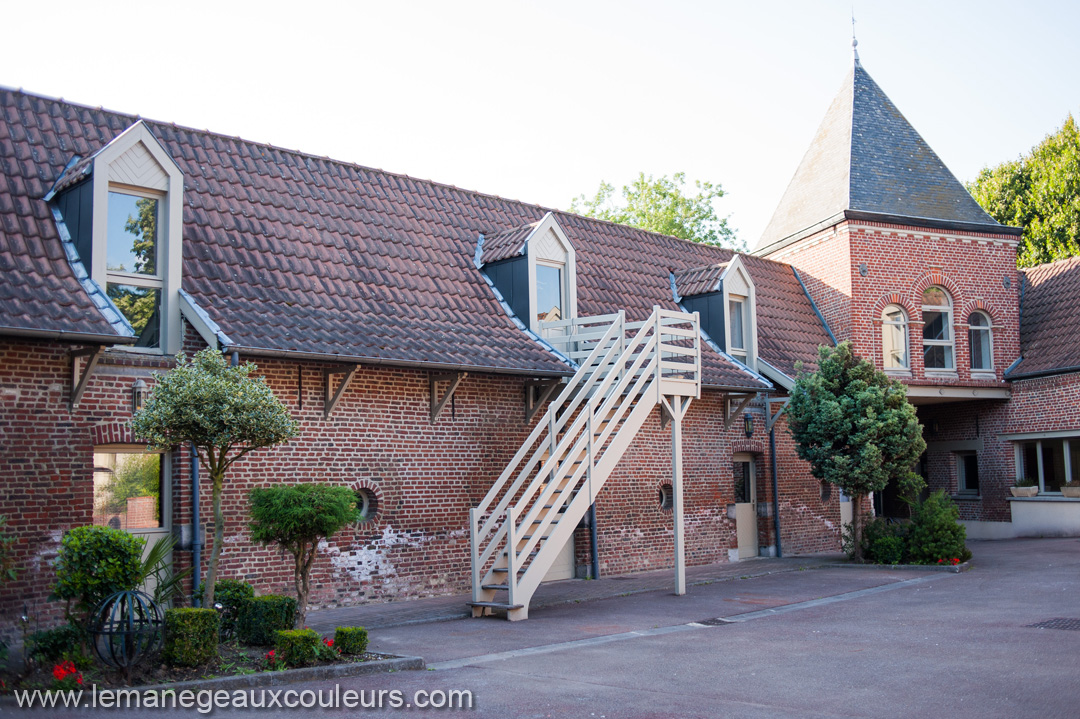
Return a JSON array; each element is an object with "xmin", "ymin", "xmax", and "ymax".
[
  {"xmin": 770, "ymin": 425, "xmax": 782, "ymax": 558},
  {"xmin": 191, "ymin": 443, "xmax": 202, "ymax": 606}
]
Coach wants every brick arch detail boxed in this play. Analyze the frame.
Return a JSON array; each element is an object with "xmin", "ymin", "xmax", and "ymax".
[
  {"xmin": 90, "ymin": 421, "xmax": 137, "ymax": 446},
  {"xmin": 871, "ymin": 292, "xmax": 917, "ymax": 320},
  {"xmin": 960, "ymin": 298, "xmax": 1001, "ymax": 324},
  {"xmin": 350, "ymin": 477, "xmax": 385, "ymax": 525},
  {"xmin": 910, "ymin": 272, "xmax": 964, "ymax": 315},
  {"xmin": 731, "ymin": 439, "xmax": 767, "ymax": 455}
]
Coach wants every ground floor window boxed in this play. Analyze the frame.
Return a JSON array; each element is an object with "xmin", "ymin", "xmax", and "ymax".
[
  {"xmin": 93, "ymin": 448, "xmax": 165, "ymax": 530},
  {"xmin": 957, "ymin": 452, "xmax": 979, "ymax": 495},
  {"xmin": 1018, "ymin": 438, "xmax": 1080, "ymax": 493}
]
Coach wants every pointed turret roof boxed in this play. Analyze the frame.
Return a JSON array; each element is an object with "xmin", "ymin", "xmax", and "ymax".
[{"xmin": 755, "ymin": 56, "xmax": 1019, "ymax": 254}]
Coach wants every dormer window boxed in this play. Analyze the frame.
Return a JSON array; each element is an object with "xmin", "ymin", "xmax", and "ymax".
[
  {"xmin": 674, "ymin": 254, "xmax": 758, "ymax": 371},
  {"xmin": 478, "ymin": 212, "xmax": 577, "ymax": 335},
  {"xmin": 106, "ymin": 190, "xmax": 163, "ymax": 348},
  {"xmin": 728, "ymin": 295, "xmax": 748, "ymax": 363},
  {"xmin": 536, "ymin": 262, "xmax": 565, "ymax": 323},
  {"xmin": 50, "ymin": 121, "xmax": 184, "ymax": 354}
]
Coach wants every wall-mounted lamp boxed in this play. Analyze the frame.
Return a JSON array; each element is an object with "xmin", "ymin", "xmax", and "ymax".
[
  {"xmin": 132, "ymin": 378, "xmax": 148, "ymax": 413},
  {"xmin": 743, "ymin": 413, "xmax": 754, "ymax": 438}
]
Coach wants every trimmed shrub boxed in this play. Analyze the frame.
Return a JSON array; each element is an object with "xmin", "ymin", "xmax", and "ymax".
[
  {"xmin": 195, "ymin": 578, "xmax": 254, "ymax": 639},
  {"xmin": 906, "ymin": 491, "xmax": 971, "ymax": 564},
  {"xmin": 28, "ymin": 624, "xmax": 92, "ymax": 669},
  {"xmin": 334, "ymin": 626, "xmax": 369, "ymax": 655},
  {"xmin": 163, "ymin": 608, "xmax": 220, "ymax": 667},
  {"xmin": 860, "ymin": 517, "xmax": 909, "ymax": 565},
  {"xmin": 237, "ymin": 595, "xmax": 297, "ymax": 646},
  {"xmin": 274, "ymin": 628, "xmax": 320, "ymax": 668},
  {"xmin": 54, "ymin": 526, "xmax": 145, "ymax": 617}
]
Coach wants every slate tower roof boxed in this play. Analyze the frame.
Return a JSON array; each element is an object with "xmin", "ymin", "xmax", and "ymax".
[{"xmin": 755, "ymin": 56, "xmax": 1016, "ymax": 254}]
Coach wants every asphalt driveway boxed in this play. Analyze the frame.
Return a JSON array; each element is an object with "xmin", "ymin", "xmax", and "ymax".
[{"xmin": 17, "ymin": 538, "xmax": 1080, "ymax": 718}]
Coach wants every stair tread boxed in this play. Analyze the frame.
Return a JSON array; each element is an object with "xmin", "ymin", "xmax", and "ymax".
[
  {"xmin": 468, "ymin": 601, "xmax": 524, "ymax": 609},
  {"xmin": 482, "ymin": 583, "xmax": 509, "ymax": 590}
]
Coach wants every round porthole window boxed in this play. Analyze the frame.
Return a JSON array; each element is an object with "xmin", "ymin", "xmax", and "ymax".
[
  {"xmin": 658, "ymin": 483, "xmax": 673, "ymax": 511},
  {"xmin": 355, "ymin": 487, "xmax": 379, "ymax": 523}
]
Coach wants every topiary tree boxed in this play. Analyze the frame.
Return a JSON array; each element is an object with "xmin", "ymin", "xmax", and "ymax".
[
  {"xmin": 130, "ymin": 348, "xmax": 299, "ymax": 608},
  {"xmin": 53, "ymin": 525, "xmax": 145, "ymax": 622},
  {"xmin": 784, "ymin": 342, "xmax": 926, "ymax": 562},
  {"xmin": 248, "ymin": 484, "xmax": 360, "ymax": 628}
]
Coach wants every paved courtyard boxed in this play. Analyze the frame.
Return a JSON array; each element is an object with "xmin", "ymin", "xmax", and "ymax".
[{"xmin": 22, "ymin": 538, "xmax": 1080, "ymax": 718}]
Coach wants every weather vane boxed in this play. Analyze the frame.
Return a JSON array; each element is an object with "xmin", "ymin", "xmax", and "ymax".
[{"xmin": 851, "ymin": 8, "xmax": 860, "ymax": 62}]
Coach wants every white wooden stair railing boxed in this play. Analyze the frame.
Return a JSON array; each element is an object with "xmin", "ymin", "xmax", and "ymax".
[{"xmin": 469, "ymin": 306, "xmax": 701, "ymax": 620}]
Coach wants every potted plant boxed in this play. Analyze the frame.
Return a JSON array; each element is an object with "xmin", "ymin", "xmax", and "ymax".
[
  {"xmin": 1061, "ymin": 481, "xmax": 1080, "ymax": 498},
  {"xmin": 1011, "ymin": 477, "xmax": 1039, "ymax": 497}
]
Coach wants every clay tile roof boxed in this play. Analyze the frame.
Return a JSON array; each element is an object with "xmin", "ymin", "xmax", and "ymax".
[
  {"xmin": 0, "ymin": 87, "xmax": 832, "ymax": 387},
  {"xmin": 674, "ymin": 263, "xmax": 728, "ymax": 298},
  {"xmin": 1010, "ymin": 256, "xmax": 1080, "ymax": 378},
  {"xmin": 756, "ymin": 59, "xmax": 1011, "ymax": 253},
  {"xmin": 481, "ymin": 221, "xmax": 536, "ymax": 264}
]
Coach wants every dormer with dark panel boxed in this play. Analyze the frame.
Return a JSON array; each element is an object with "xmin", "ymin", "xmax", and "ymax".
[{"xmin": 674, "ymin": 254, "xmax": 758, "ymax": 371}]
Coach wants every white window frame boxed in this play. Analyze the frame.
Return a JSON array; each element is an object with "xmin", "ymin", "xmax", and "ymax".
[
  {"xmin": 534, "ymin": 259, "xmax": 566, "ymax": 324},
  {"xmin": 89, "ymin": 122, "xmax": 184, "ymax": 355},
  {"xmin": 1013, "ymin": 437, "xmax": 1076, "ymax": 494},
  {"xmin": 921, "ymin": 287, "xmax": 955, "ymax": 374},
  {"xmin": 955, "ymin": 451, "xmax": 980, "ymax": 496},
  {"xmin": 720, "ymin": 255, "xmax": 758, "ymax": 370},
  {"xmin": 967, "ymin": 310, "xmax": 995, "ymax": 377},
  {"xmin": 881, "ymin": 304, "xmax": 910, "ymax": 374},
  {"xmin": 525, "ymin": 213, "xmax": 577, "ymax": 335}
]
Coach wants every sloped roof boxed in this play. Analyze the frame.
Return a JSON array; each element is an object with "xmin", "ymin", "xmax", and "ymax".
[
  {"xmin": 0, "ymin": 87, "xmax": 834, "ymax": 389},
  {"xmin": 480, "ymin": 221, "xmax": 536, "ymax": 264},
  {"xmin": 673, "ymin": 263, "xmax": 728, "ymax": 297},
  {"xmin": 756, "ymin": 59, "xmax": 1012, "ymax": 254},
  {"xmin": 1009, "ymin": 256, "xmax": 1080, "ymax": 378}
]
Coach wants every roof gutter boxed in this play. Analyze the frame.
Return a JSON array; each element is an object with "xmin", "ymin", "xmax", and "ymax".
[
  {"xmin": 1004, "ymin": 364, "xmax": 1080, "ymax": 382},
  {"xmin": 0, "ymin": 326, "xmax": 135, "ymax": 344}
]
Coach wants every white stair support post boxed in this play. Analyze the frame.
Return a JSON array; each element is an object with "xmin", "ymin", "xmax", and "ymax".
[
  {"xmin": 470, "ymin": 508, "xmax": 480, "ymax": 603},
  {"xmin": 506, "ymin": 505, "xmax": 518, "ymax": 608},
  {"xmin": 671, "ymin": 395, "xmax": 687, "ymax": 596}
]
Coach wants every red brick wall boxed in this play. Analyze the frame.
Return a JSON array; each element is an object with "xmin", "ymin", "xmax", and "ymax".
[
  {"xmin": 0, "ymin": 326, "xmax": 845, "ymax": 642},
  {"xmin": 768, "ymin": 226, "xmax": 853, "ymax": 341}
]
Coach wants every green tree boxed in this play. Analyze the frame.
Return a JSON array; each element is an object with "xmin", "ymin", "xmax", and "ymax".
[
  {"xmin": 130, "ymin": 348, "xmax": 299, "ymax": 608},
  {"xmin": 570, "ymin": 172, "xmax": 738, "ymax": 247},
  {"xmin": 968, "ymin": 113, "xmax": 1080, "ymax": 267},
  {"xmin": 248, "ymin": 484, "xmax": 360, "ymax": 628},
  {"xmin": 783, "ymin": 342, "xmax": 926, "ymax": 562}
]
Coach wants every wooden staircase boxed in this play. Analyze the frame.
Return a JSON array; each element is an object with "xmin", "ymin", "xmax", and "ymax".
[{"xmin": 469, "ymin": 307, "xmax": 701, "ymax": 620}]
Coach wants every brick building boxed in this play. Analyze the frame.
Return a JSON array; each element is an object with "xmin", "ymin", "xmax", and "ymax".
[{"xmin": 2, "ymin": 50, "xmax": 1078, "ymax": 631}]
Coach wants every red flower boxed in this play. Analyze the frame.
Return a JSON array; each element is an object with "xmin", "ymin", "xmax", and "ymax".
[{"xmin": 323, "ymin": 638, "xmax": 333, "ymax": 647}]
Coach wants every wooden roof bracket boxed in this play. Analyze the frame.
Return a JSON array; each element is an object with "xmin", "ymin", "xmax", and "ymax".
[
  {"xmin": 525, "ymin": 379, "xmax": 561, "ymax": 423},
  {"xmin": 723, "ymin": 393, "xmax": 756, "ymax": 431},
  {"xmin": 430, "ymin": 371, "xmax": 467, "ymax": 423},
  {"xmin": 766, "ymin": 395, "xmax": 790, "ymax": 432},
  {"xmin": 323, "ymin": 365, "xmax": 357, "ymax": 419},
  {"xmin": 70, "ymin": 346, "xmax": 105, "ymax": 410}
]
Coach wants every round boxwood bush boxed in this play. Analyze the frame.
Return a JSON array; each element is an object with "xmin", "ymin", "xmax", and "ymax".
[
  {"xmin": 274, "ymin": 628, "xmax": 320, "ymax": 668},
  {"xmin": 334, "ymin": 626, "xmax": 368, "ymax": 655},
  {"xmin": 54, "ymin": 526, "xmax": 145, "ymax": 617},
  {"xmin": 237, "ymin": 595, "xmax": 297, "ymax": 646},
  {"xmin": 195, "ymin": 578, "xmax": 253, "ymax": 639},
  {"xmin": 163, "ymin": 608, "xmax": 220, "ymax": 667}
]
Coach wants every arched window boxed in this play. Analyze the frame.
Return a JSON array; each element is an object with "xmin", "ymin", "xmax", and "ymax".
[
  {"xmin": 968, "ymin": 311, "xmax": 993, "ymax": 372},
  {"xmin": 922, "ymin": 287, "xmax": 954, "ymax": 370},
  {"xmin": 881, "ymin": 304, "xmax": 909, "ymax": 370}
]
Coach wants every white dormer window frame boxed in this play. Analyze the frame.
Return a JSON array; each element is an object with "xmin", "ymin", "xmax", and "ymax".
[
  {"xmin": 526, "ymin": 212, "xmax": 577, "ymax": 335},
  {"xmin": 720, "ymin": 255, "xmax": 758, "ymax": 370},
  {"xmin": 89, "ymin": 122, "xmax": 184, "ymax": 355}
]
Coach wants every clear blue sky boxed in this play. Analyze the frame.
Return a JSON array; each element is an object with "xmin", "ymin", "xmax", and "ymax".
[{"xmin": 3, "ymin": 1, "xmax": 1076, "ymax": 244}]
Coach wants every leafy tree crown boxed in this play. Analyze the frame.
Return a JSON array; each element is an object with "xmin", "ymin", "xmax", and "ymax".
[
  {"xmin": 130, "ymin": 348, "xmax": 299, "ymax": 457},
  {"xmin": 570, "ymin": 171, "xmax": 738, "ymax": 247}
]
